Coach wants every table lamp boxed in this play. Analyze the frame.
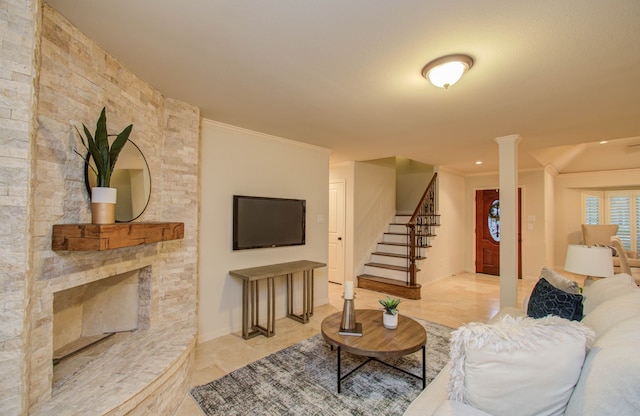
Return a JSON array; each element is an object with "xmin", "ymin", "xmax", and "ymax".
[{"xmin": 564, "ymin": 244, "xmax": 614, "ymax": 279}]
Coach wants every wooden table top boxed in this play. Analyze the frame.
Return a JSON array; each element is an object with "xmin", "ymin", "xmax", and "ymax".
[
  {"xmin": 229, "ymin": 260, "xmax": 326, "ymax": 281},
  {"xmin": 320, "ymin": 309, "xmax": 426, "ymax": 359}
]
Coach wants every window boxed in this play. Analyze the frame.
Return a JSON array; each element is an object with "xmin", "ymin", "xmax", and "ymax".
[
  {"xmin": 581, "ymin": 190, "xmax": 640, "ymax": 256},
  {"xmin": 582, "ymin": 193, "xmax": 601, "ymax": 224}
]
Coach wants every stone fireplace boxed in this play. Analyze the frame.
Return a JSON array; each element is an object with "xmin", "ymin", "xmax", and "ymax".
[{"xmin": 3, "ymin": 4, "xmax": 201, "ymax": 415}]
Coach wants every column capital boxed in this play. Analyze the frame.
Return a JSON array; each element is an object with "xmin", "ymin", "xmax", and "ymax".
[{"xmin": 494, "ymin": 134, "xmax": 523, "ymax": 145}]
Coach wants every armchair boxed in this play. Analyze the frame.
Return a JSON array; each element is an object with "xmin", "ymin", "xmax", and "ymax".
[
  {"xmin": 610, "ymin": 236, "xmax": 640, "ymax": 284},
  {"xmin": 581, "ymin": 224, "xmax": 640, "ymax": 278}
]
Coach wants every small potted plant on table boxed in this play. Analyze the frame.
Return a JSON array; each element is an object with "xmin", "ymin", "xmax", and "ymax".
[{"xmin": 379, "ymin": 296, "xmax": 401, "ymax": 329}]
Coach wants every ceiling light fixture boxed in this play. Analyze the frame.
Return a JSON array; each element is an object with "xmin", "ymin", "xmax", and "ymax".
[{"xmin": 421, "ymin": 54, "xmax": 474, "ymax": 89}]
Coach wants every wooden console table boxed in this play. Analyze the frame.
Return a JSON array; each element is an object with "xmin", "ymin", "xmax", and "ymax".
[{"xmin": 229, "ymin": 260, "xmax": 326, "ymax": 339}]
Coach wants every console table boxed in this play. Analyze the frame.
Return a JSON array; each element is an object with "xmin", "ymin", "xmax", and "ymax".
[{"xmin": 229, "ymin": 260, "xmax": 326, "ymax": 339}]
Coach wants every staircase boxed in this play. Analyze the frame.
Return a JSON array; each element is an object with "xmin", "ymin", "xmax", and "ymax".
[{"xmin": 357, "ymin": 173, "xmax": 439, "ymax": 300}]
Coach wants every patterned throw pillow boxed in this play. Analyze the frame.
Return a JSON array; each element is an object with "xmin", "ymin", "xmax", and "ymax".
[{"xmin": 527, "ymin": 278, "xmax": 584, "ymax": 321}]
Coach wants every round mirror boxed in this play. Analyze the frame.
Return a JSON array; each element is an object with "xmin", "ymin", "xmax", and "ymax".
[{"xmin": 85, "ymin": 140, "xmax": 151, "ymax": 222}]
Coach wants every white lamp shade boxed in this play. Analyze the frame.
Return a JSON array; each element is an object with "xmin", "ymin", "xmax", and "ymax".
[
  {"xmin": 422, "ymin": 54, "xmax": 474, "ymax": 89},
  {"xmin": 564, "ymin": 244, "xmax": 614, "ymax": 278},
  {"xmin": 428, "ymin": 61, "xmax": 467, "ymax": 88}
]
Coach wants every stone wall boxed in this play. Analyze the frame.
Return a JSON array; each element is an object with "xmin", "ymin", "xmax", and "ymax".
[
  {"xmin": 0, "ymin": 0, "xmax": 40, "ymax": 414},
  {"xmin": 0, "ymin": 3, "xmax": 200, "ymax": 414}
]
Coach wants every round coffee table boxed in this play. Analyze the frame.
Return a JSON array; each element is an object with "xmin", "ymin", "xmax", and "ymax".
[{"xmin": 320, "ymin": 309, "xmax": 427, "ymax": 393}]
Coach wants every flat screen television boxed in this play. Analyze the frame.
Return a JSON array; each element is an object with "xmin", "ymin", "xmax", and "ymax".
[{"xmin": 233, "ymin": 195, "xmax": 306, "ymax": 250}]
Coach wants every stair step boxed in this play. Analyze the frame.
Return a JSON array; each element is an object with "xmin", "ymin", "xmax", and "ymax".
[
  {"xmin": 372, "ymin": 252, "xmax": 426, "ymax": 260},
  {"xmin": 357, "ymin": 274, "xmax": 421, "ymax": 300},
  {"xmin": 363, "ymin": 263, "xmax": 416, "ymax": 280},
  {"xmin": 392, "ymin": 232, "xmax": 437, "ymax": 237},
  {"xmin": 365, "ymin": 262, "xmax": 410, "ymax": 272},
  {"xmin": 378, "ymin": 241, "xmax": 432, "ymax": 249},
  {"xmin": 389, "ymin": 224, "xmax": 409, "ymax": 233},
  {"xmin": 379, "ymin": 241, "xmax": 408, "ymax": 247}
]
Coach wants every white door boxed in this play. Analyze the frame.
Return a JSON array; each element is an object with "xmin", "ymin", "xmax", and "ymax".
[{"xmin": 328, "ymin": 180, "xmax": 346, "ymax": 284}]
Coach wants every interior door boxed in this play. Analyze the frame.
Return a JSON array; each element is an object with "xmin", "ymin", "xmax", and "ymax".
[
  {"xmin": 475, "ymin": 189, "xmax": 522, "ymax": 277},
  {"xmin": 328, "ymin": 180, "xmax": 346, "ymax": 284}
]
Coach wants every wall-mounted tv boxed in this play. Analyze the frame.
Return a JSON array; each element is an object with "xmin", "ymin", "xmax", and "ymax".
[{"xmin": 233, "ymin": 195, "xmax": 306, "ymax": 250}]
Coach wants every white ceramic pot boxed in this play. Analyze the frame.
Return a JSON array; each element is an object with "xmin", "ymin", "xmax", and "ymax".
[
  {"xmin": 383, "ymin": 311, "xmax": 398, "ymax": 329},
  {"xmin": 91, "ymin": 187, "xmax": 117, "ymax": 224}
]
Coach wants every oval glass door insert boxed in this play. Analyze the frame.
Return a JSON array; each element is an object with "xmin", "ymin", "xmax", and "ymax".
[{"xmin": 488, "ymin": 200, "xmax": 500, "ymax": 241}]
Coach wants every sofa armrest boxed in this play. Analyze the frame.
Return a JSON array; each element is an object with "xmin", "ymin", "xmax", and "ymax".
[
  {"xmin": 403, "ymin": 362, "xmax": 452, "ymax": 416},
  {"xmin": 432, "ymin": 400, "xmax": 494, "ymax": 416}
]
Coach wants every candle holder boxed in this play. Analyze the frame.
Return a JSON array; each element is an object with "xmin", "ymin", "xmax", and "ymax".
[{"xmin": 339, "ymin": 295, "xmax": 362, "ymax": 336}]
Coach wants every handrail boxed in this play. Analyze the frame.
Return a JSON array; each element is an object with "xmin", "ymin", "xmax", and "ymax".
[
  {"xmin": 405, "ymin": 173, "xmax": 438, "ymax": 286},
  {"xmin": 408, "ymin": 172, "xmax": 438, "ymax": 226}
]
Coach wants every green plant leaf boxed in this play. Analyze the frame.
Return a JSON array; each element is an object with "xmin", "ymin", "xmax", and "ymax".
[
  {"xmin": 82, "ymin": 122, "xmax": 107, "ymax": 184},
  {"xmin": 108, "ymin": 124, "xmax": 133, "ymax": 173},
  {"xmin": 95, "ymin": 108, "xmax": 110, "ymax": 185}
]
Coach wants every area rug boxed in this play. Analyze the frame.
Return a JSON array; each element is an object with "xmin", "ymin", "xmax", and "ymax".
[{"xmin": 190, "ymin": 319, "xmax": 453, "ymax": 416}]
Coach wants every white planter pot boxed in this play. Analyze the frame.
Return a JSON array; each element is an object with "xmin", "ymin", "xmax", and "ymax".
[
  {"xmin": 91, "ymin": 187, "xmax": 117, "ymax": 224},
  {"xmin": 383, "ymin": 312, "xmax": 398, "ymax": 329},
  {"xmin": 91, "ymin": 187, "xmax": 117, "ymax": 203}
]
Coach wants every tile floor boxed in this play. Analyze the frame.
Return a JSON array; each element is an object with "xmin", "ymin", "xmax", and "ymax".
[{"xmin": 175, "ymin": 272, "xmax": 543, "ymax": 415}]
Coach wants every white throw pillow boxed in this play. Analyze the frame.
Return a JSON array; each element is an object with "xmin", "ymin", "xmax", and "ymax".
[
  {"xmin": 581, "ymin": 291, "xmax": 640, "ymax": 338},
  {"xmin": 448, "ymin": 315, "xmax": 594, "ymax": 416},
  {"xmin": 541, "ymin": 267, "xmax": 581, "ymax": 294},
  {"xmin": 565, "ymin": 317, "xmax": 640, "ymax": 416},
  {"xmin": 582, "ymin": 273, "xmax": 638, "ymax": 315}
]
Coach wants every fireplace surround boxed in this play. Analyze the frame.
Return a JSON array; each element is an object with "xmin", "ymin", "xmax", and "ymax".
[{"xmin": 16, "ymin": 4, "xmax": 201, "ymax": 415}]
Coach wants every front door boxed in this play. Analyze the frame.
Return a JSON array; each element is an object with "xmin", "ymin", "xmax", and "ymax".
[{"xmin": 475, "ymin": 189, "xmax": 522, "ymax": 277}]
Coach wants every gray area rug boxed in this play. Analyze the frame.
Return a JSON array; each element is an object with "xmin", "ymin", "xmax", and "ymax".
[{"xmin": 190, "ymin": 319, "xmax": 453, "ymax": 415}]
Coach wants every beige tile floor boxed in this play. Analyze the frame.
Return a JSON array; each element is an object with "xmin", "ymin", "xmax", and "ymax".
[{"xmin": 175, "ymin": 272, "xmax": 543, "ymax": 415}]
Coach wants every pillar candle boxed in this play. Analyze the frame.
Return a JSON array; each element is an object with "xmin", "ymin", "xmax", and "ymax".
[{"xmin": 344, "ymin": 281, "xmax": 354, "ymax": 299}]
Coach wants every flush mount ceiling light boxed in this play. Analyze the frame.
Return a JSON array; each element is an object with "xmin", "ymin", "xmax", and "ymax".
[{"xmin": 421, "ymin": 54, "xmax": 474, "ymax": 89}]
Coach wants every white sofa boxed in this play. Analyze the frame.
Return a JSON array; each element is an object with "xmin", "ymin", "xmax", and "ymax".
[{"xmin": 404, "ymin": 272, "xmax": 640, "ymax": 416}]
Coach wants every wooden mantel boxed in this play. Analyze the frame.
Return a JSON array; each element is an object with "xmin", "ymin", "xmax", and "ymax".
[{"xmin": 52, "ymin": 222, "xmax": 184, "ymax": 251}]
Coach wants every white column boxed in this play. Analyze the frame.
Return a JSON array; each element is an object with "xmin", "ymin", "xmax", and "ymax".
[{"xmin": 495, "ymin": 134, "xmax": 522, "ymax": 308}]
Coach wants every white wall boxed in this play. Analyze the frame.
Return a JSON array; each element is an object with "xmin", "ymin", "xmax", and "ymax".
[
  {"xmin": 553, "ymin": 168, "xmax": 640, "ymax": 270},
  {"xmin": 199, "ymin": 119, "xmax": 330, "ymax": 342},
  {"xmin": 464, "ymin": 169, "xmax": 549, "ymax": 278},
  {"xmin": 353, "ymin": 159, "xmax": 397, "ymax": 275},
  {"xmin": 396, "ymin": 157, "xmax": 434, "ymax": 213},
  {"xmin": 419, "ymin": 168, "xmax": 466, "ymax": 284}
]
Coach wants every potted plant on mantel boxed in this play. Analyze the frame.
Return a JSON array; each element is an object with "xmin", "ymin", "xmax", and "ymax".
[
  {"xmin": 379, "ymin": 296, "xmax": 401, "ymax": 329},
  {"xmin": 75, "ymin": 107, "xmax": 133, "ymax": 225}
]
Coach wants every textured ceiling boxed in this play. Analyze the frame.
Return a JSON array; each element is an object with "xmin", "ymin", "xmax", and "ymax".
[{"xmin": 45, "ymin": 0, "xmax": 640, "ymax": 173}]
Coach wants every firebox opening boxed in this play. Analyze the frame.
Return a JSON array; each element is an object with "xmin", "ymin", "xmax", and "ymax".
[{"xmin": 52, "ymin": 266, "xmax": 151, "ymax": 368}]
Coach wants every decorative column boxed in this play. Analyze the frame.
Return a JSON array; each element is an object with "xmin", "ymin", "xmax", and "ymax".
[{"xmin": 495, "ymin": 134, "xmax": 522, "ymax": 308}]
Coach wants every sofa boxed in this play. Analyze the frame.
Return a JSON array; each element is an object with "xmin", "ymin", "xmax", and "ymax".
[{"xmin": 404, "ymin": 270, "xmax": 640, "ymax": 416}]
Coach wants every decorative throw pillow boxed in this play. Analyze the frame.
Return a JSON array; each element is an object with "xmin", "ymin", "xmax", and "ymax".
[
  {"xmin": 527, "ymin": 278, "xmax": 584, "ymax": 321},
  {"xmin": 540, "ymin": 267, "xmax": 581, "ymax": 294},
  {"xmin": 448, "ymin": 315, "xmax": 594, "ymax": 416}
]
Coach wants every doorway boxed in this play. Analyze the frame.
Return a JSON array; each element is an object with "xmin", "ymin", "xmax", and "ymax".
[
  {"xmin": 475, "ymin": 189, "xmax": 522, "ymax": 277},
  {"xmin": 328, "ymin": 180, "xmax": 346, "ymax": 284}
]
